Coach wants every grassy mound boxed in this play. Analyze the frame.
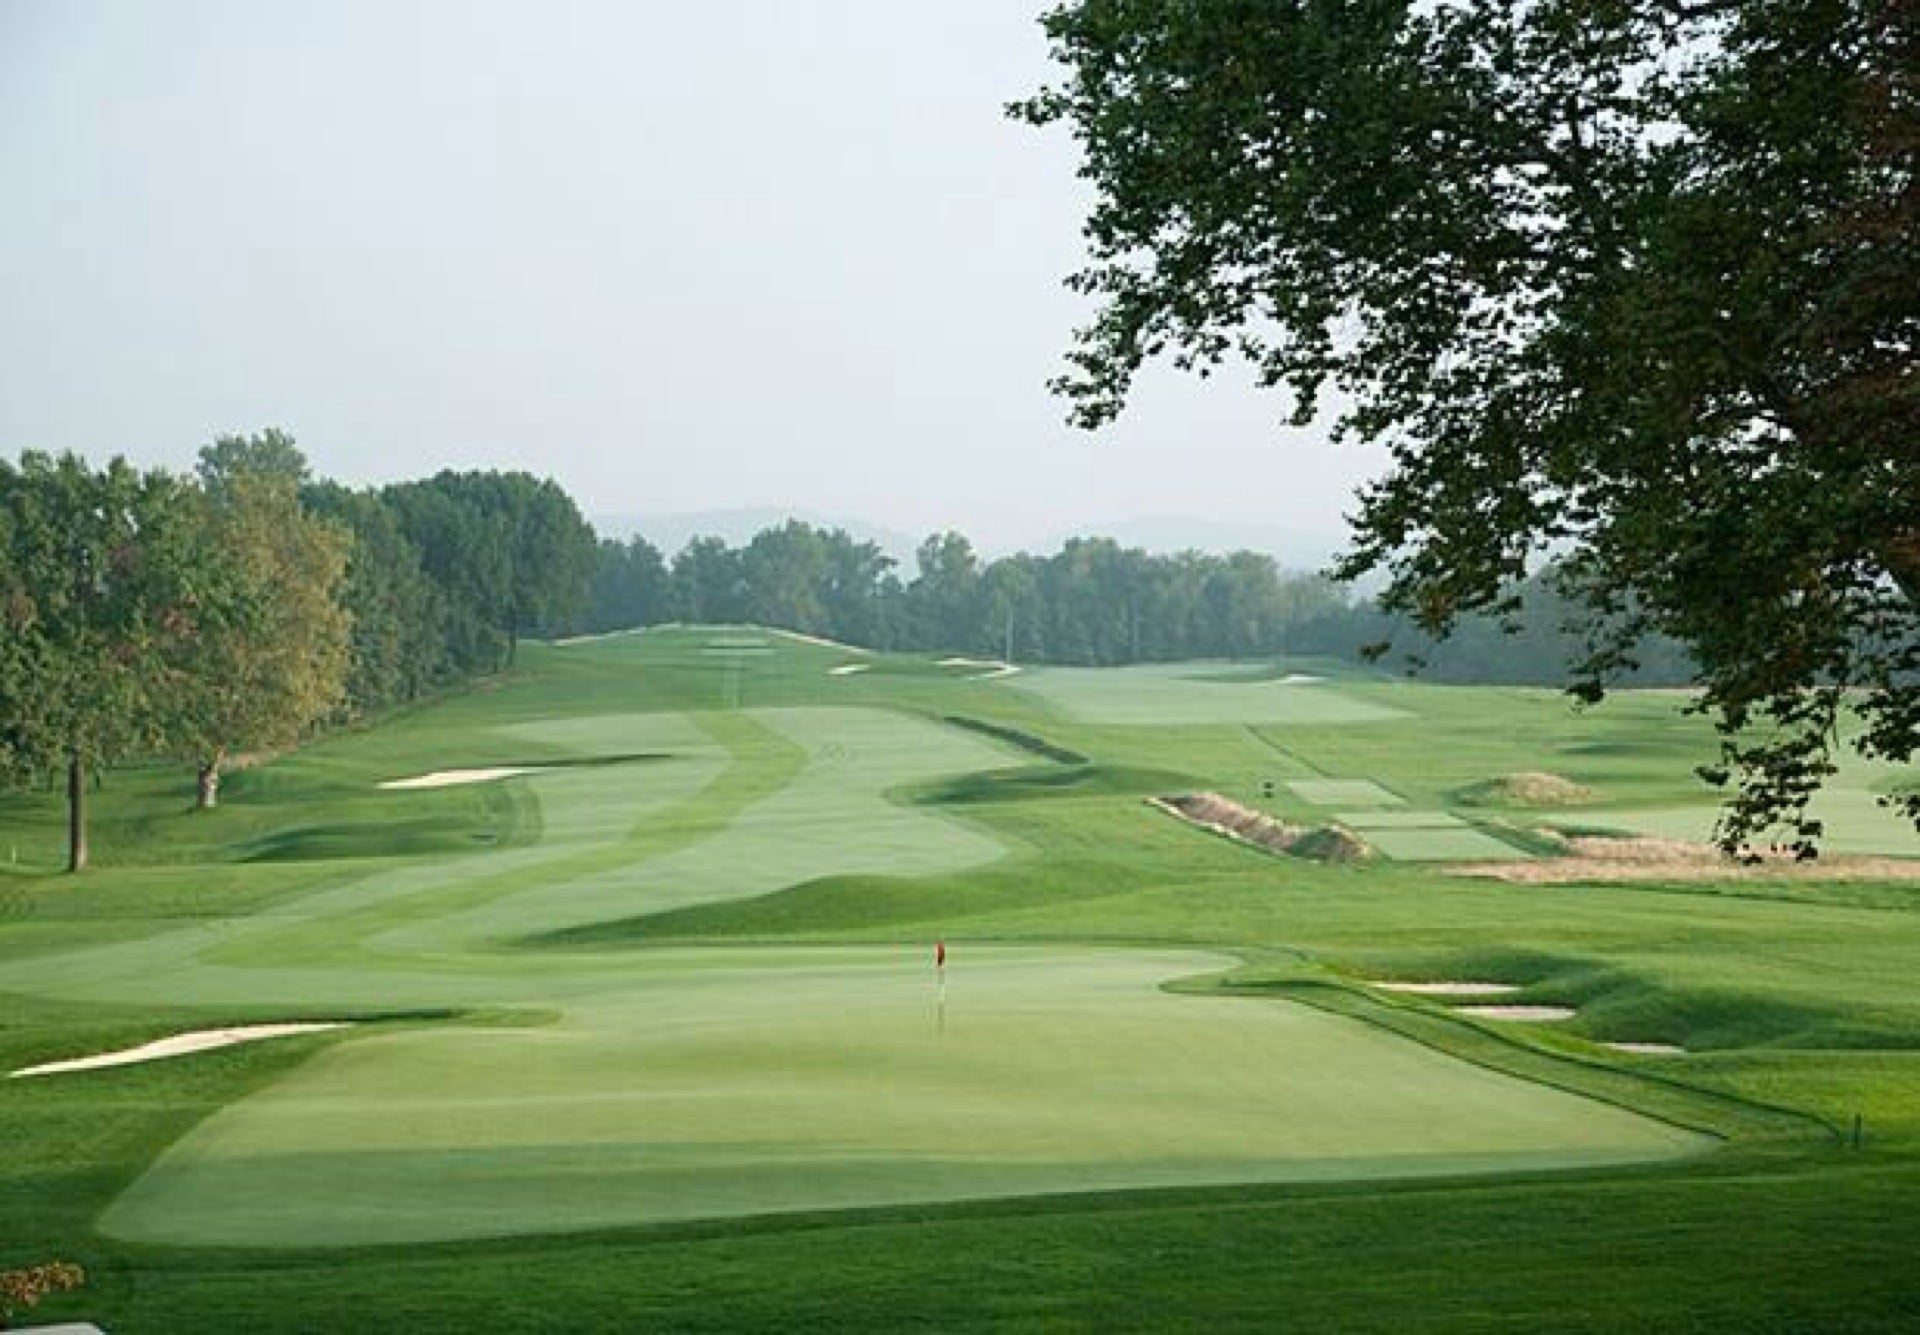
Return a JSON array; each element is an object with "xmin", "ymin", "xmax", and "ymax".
[
  {"xmin": 938, "ymin": 715, "xmax": 1088, "ymax": 765},
  {"xmin": 915, "ymin": 764, "xmax": 1193, "ymax": 806},
  {"xmin": 1456, "ymin": 771, "xmax": 1599, "ymax": 808},
  {"xmin": 1289, "ymin": 825, "xmax": 1376, "ymax": 863}
]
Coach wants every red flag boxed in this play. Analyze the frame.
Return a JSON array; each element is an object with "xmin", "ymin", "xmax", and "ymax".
[{"xmin": 935, "ymin": 940, "xmax": 946, "ymax": 968}]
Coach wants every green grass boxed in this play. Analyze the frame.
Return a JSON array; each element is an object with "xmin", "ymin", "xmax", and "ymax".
[
  {"xmin": 100, "ymin": 946, "xmax": 1700, "ymax": 1248},
  {"xmin": 1289, "ymin": 778, "xmax": 1407, "ymax": 807},
  {"xmin": 1362, "ymin": 827, "xmax": 1528, "ymax": 861},
  {"xmin": 1011, "ymin": 664, "xmax": 1410, "ymax": 725},
  {"xmin": 2, "ymin": 624, "xmax": 1916, "ymax": 1331}
]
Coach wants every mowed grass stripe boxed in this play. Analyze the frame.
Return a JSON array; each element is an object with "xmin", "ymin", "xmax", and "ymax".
[
  {"xmin": 198, "ymin": 710, "xmax": 799, "ymax": 965},
  {"xmin": 99, "ymin": 947, "xmax": 1706, "ymax": 1248},
  {"xmin": 0, "ymin": 706, "xmax": 1017, "ymax": 1011}
]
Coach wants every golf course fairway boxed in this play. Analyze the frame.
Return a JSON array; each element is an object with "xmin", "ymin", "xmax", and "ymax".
[{"xmin": 5, "ymin": 627, "xmax": 1915, "ymax": 1331}]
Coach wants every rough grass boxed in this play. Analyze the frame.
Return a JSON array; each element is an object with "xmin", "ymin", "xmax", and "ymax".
[{"xmin": 1456, "ymin": 771, "xmax": 1599, "ymax": 808}]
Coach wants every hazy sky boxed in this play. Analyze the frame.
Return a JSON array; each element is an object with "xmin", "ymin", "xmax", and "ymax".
[{"xmin": 0, "ymin": 0, "xmax": 1386, "ymax": 556}]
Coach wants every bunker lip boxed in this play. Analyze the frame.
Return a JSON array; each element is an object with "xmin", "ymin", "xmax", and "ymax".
[
  {"xmin": 379, "ymin": 767, "xmax": 546, "ymax": 790},
  {"xmin": 1368, "ymin": 980, "xmax": 1522, "ymax": 996},
  {"xmin": 10, "ymin": 1023, "xmax": 349, "ymax": 1078},
  {"xmin": 1454, "ymin": 1005, "xmax": 1577, "ymax": 1022},
  {"xmin": 936, "ymin": 656, "xmax": 1022, "ymax": 679},
  {"xmin": 768, "ymin": 628, "xmax": 870, "ymax": 653}
]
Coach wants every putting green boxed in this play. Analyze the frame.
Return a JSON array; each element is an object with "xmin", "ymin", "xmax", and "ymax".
[
  {"xmin": 1363, "ymin": 828, "xmax": 1529, "ymax": 862},
  {"xmin": 100, "ymin": 947, "xmax": 1705, "ymax": 1248},
  {"xmin": 1338, "ymin": 810, "xmax": 1467, "ymax": 829},
  {"xmin": 1289, "ymin": 779, "xmax": 1405, "ymax": 807},
  {"xmin": 1014, "ymin": 665, "xmax": 1406, "ymax": 725}
]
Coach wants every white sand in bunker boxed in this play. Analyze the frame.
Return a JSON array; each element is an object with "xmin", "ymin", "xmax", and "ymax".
[
  {"xmin": 1276, "ymin": 673, "xmax": 1326, "ymax": 684},
  {"xmin": 1454, "ymin": 1005, "xmax": 1577, "ymax": 1022},
  {"xmin": 827, "ymin": 663, "xmax": 870, "ymax": 676},
  {"xmin": 10, "ymin": 1023, "xmax": 348, "ymax": 1078},
  {"xmin": 1369, "ymin": 981, "xmax": 1522, "ymax": 996},
  {"xmin": 769, "ymin": 628, "xmax": 870, "ymax": 653},
  {"xmin": 936, "ymin": 656, "xmax": 1022, "ymax": 679},
  {"xmin": 378, "ymin": 767, "xmax": 546, "ymax": 790},
  {"xmin": 1604, "ymin": 1041, "xmax": 1686, "ymax": 1056}
]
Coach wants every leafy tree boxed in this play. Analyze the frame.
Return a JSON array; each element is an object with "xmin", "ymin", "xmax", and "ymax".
[
  {"xmin": 740, "ymin": 522, "xmax": 832, "ymax": 634},
  {"xmin": 176, "ymin": 437, "xmax": 351, "ymax": 808},
  {"xmin": 1017, "ymin": 0, "xmax": 1918, "ymax": 851},
  {"xmin": 909, "ymin": 532, "xmax": 986, "ymax": 650},
  {"xmin": 303, "ymin": 482, "xmax": 450, "ymax": 712},
  {"xmin": 0, "ymin": 454, "xmax": 208, "ymax": 870},
  {"xmin": 385, "ymin": 471, "xmax": 595, "ymax": 662},
  {"xmin": 194, "ymin": 426, "xmax": 309, "ymax": 497},
  {"xmin": 382, "ymin": 475, "xmax": 515, "ymax": 672},
  {"xmin": 981, "ymin": 554, "xmax": 1046, "ymax": 662},
  {"xmin": 583, "ymin": 536, "xmax": 671, "ymax": 634},
  {"xmin": 491, "ymin": 472, "xmax": 598, "ymax": 654},
  {"xmin": 671, "ymin": 536, "xmax": 747, "ymax": 624},
  {"xmin": 817, "ymin": 528, "xmax": 898, "ymax": 649}
]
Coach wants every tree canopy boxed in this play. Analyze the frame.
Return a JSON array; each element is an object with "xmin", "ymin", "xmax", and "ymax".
[
  {"xmin": 0, "ymin": 454, "xmax": 213, "ymax": 868},
  {"xmin": 176, "ymin": 437, "xmax": 351, "ymax": 808},
  {"xmin": 1015, "ymin": 0, "xmax": 1918, "ymax": 852},
  {"xmin": 1, "ymin": 440, "xmax": 602, "ymax": 870}
]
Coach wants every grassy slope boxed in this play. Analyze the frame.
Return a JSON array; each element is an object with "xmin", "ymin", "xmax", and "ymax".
[{"xmin": 2, "ymin": 627, "xmax": 1917, "ymax": 1331}]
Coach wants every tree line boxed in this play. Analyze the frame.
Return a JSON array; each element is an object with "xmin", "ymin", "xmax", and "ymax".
[
  {"xmin": 0, "ymin": 433, "xmax": 597, "ymax": 870},
  {"xmin": 577, "ymin": 521, "xmax": 1694, "ymax": 683},
  {"xmin": 2, "ymin": 433, "xmax": 1687, "ymax": 874}
]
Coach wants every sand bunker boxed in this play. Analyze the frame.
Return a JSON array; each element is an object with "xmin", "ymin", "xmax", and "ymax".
[
  {"xmin": 11, "ymin": 1023, "xmax": 348, "ymax": 1078},
  {"xmin": 1453, "ymin": 835, "xmax": 1920, "ymax": 884},
  {"xmin": 1370, "ymin": 981, "xmax": 1522, "ymax": 996},
  {"xmin": 769, "ymin": 628, "xmax": 870, "ymax": 653},
  {"xmin": 1150, "ymin": 794, "xmax": 1373, "ymax": 863},
  {"xmin": 379, "ymin": 767, "xmax": 545, "ymax": 791},
  {"xmin": 933, "ymin": 656, "xmax": 1021, "ymax": 680},
  {"xmin": 827, "ymin": 663, "xmax": 870, "ymax": 676},
  {"xmin": 1454, "ymin": 1005, "xmax": 1576, "ymax": 1022},
  {"xmin": 1277, "ymin": 673, "xmax": 1326, "ymax": 684},
  {"xmin": 1603, "ymin": 1041, "xmax": 1686, "ymax": 1056}
]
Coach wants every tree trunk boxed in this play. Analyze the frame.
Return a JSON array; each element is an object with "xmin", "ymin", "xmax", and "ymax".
[
  {"xmin": 1886, "ymin": 530, "xmax": 1920, "ymax": 605},
  {"xmin": 195, "ymin": 751, "xmax": 224, "ymax": 810},
  {"xmin": 66, "ymin": 751, "xmax": 87, "ymax": 874}
]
